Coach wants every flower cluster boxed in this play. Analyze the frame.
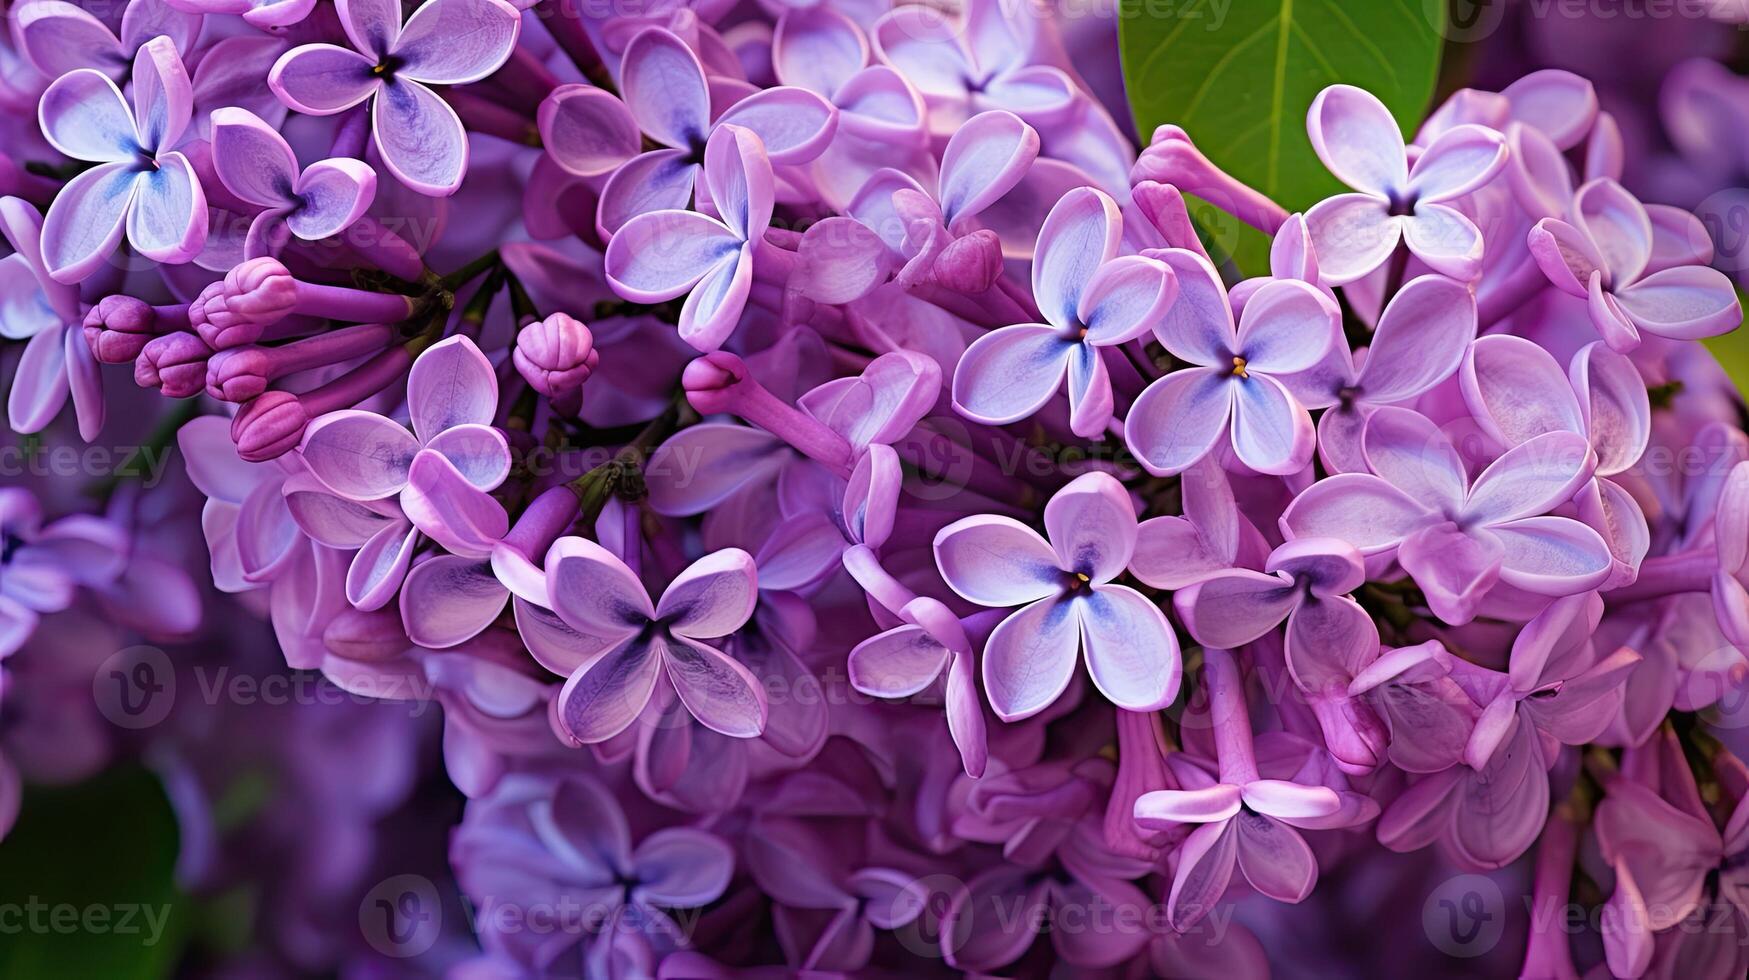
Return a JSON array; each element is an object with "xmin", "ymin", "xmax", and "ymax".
[{"xmin": 6, "ymin": 0, "xmax": 1749, "ymax": 975}]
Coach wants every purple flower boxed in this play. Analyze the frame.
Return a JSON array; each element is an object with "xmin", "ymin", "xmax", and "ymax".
[
  {"xmin": 0, "ymin": 197, "xmax": 103, "ymax": 440},
  {"xmin": 1124, "ymin": 250, "xmax": 1339, "ymax": 476},
  {"xmin": 952, "ymin": 186, "xmax": 1174, "ymax": 437},
  {"xmin": 847, "ymin": 595, "xmax": 988, "ymax": 776},
  {"xmin": 298, "ymin": 335, "xmax": 511, "ymax": 561},
  {"xmin": 13, "ymin": 0, "xmax": 201, "ymax": 81},
  {"xmin": 543, "ymin": 538, "xmax": 766, "ymax": 744},
  {"xmin": 1529, "ymin": 177, "xmax": 1741, "ymax": 352},
  {"xmin": 37, "ymin": 36, "xmax": 208, "ymax": 282},
  {"xmin": 872, "ymin": 0, "xmax": 1077, "ymax": 136},
  {"xmin": 209, "ymin": 107, "xmax": 376, "ymax": 259},
  {"xmin": 1303, "ymin": 84, "xmax": 1508, "ymax": 284},
  {"xmin": 0, "ymin": 489, "xmax": 126, "ymax": 658},
  {"xmin": 1283, "ymin": 406, "xmax": 1613, "ymax": 625},
  {"xmin": 934, "ymin": 471, "xmax": 1180, "ymax": 720},
  {"xmin": 590, "ymin": 26, "xmax": 837, "ymax": 234},
  {"xmin": 162, "ymin": 0, "xmax": 314, "ymax": 31},
  {"xmin": 267, "ymin": 0, "xmax": 522, "ymax": 196},
  {"xmin": 605, "ymin": 125, "xmax": 774, "ymax": 352}
]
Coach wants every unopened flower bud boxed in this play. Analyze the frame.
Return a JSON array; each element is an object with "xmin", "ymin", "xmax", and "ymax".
[
  {"xmin": 513, "ymin": 313, "xmax": 598, "ymax": 399},
  {"xmin": 205, "ymin": 347, "xmax": 274, "ymax": 402},
  {"xmin": 230, "ymin": 390, "xmax": 309, "ymax": 462},
  {"xmin": 134, "ymin": 331, "xmax": 213, "ymax": 398},
  {"xmin": 932, "ymin": 229, "xmax": 1003, "ymax": 293},
  {"xmin": 82, "ymin": 295, "xmax": 157, "ymax": 364},
  {"xmin": 190, "ymin": 257, "xmax": 297, "ymax": 350},
  {"xmin": 681, "ymin": 351, "xmax": 749, "ymax": 415}
]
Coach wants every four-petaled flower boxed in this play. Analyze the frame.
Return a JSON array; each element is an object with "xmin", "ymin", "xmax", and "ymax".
[{"xmin": 210, "ymin": 107, "xmax": 377, "ymax": 259}]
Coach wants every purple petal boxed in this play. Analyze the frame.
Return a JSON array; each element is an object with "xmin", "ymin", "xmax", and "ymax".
[
  {"xmin": 1165, "ymin": 820, "xmax": 1238, "ymax": 930},
  {"xmin": 37, "ymin": 69, "xmax": 135, "ymax": 163},
  {"xmin": 392, "ymin": 0, "xmax": 520, "ymax": 85},
  {"xmin": 848, "ymin": 624, "xmax": 948, "ymax": 697},
  {"xmin": 1065, "ymin": 344, "xmax": 1112, "ymax": 439},
  {"xmin": 268, "ymin": 44, "xmax": 379, "ymax": 115},
  {"xmin": 678, "ymin": 247, "xmax": 752, "ymax": 353},
  {"xmin": 556, "ymin": 638, "xmax": 662, "ymax": 743},
  {"xmin": 0, "ymin": 255, "xmax": 62, "ymax": 341},
  {"xmin": 14, "ymin": 1, "xmax": 125, "ymax": 79},
  {"xmin": 1397, "ymin": 522, "xmax": 1503, "ymax": 625},
  {"xmin": 546, "ymin": 534, "xmax": 654, "ymax": 636},
  {"xmin": 1527, "ymin": 218, "xmax": 1603, "ymax": 298},
  {"xmin": 1149, "ymin": 248, "xmax": 1233, "ymax": 364},
  {"xmin": 1280, "ymin": 473, "xmax": 1429, "ymax": 554},
  {"xmin": 936, "ymin": 109, "xmax": 1039, "ymax": 229},
  {"xmin": 1031, "ymin": 186, "xmax": 1120, "ymax": 331},
  {"xmin": 1235, "ymin": 279, "xmax": 1337, "ymax": 375},
  {"xmin": 1234, "ymin": 813, "xmax": 1318, "ymax": 902},
  {"xmin": 1303, "ymin": 193, "xmax": 1397, "ymax": 286},
  {"xmin": 401, "ymin": 448, "xmax": 509, "ymax": 558},
  {"xmin": 1462, "ymin": 431, "xmax": 1595, "ymax": 526},
  {"xmin": 1079, "ymin": 254, "xmax": 1174, "ymax": 347},
  {"xmin": 1613, "ymin": 265, "xmax": 1742, "ymax": 342},
  {"xmin": 1042, "ymin": 472, "xmax": 1136, "ymax": 582},
  {"xmin": 644, "ymin": 424, "xmax": 786, "ymax": 516},
  {"xmin": 400, "ymin": 555, "xmax": 506, "ymax": 648},
  {"xmin": 951, "ymin": 324, "xmax": 1073, "ymax": 426},
  {"xmin": 1307, "ymin": 84, "xmax": 1407, "ymax": 195},
  {"xmin": 714, "ymin": 86, "xmax": 838, "ymax": 166},
  {"xmin": 933, "ymin": 514, "xmax": 1062, "ymax": 607},
  {"xmin": 408, "ymin": 335, "xmax": 498, "ymax": 441},
  {"xmin": 127, "ymin": 150, "xmax": 207, "ymax": 263},
  {"xmin": 620, "ymin": 27, "xmax": 711, "ymax": 149},
  {"xmin": 6, "ymin": 325, "xmax": 70, "ymax": 434},
  {"xmin": 981, "ymin": 596, "xmax": 1079, "ymax": 721},
  {"xmin": 632, "ymin": 828, "xmax": 733, "ymax": 907},
  {"xmin": 283, "ymin": 482, "xmax": 396, "ymax": 548},
  {"xmin": 596, "ymin": 150, "xmax": 701, "ymax": 236},
  {"xmin": 1491, "ymin": 516, "xmax": 1614, "ymax": 595},
  {"xmin": 702, "ymin": 124, "xmax": 773, "ymax": 242},
  {"xmin": 1361, "ymin": 407, "xmax": 1467, "ymax": 513},
  {"xmin": 131, "ymin": 36, "xmax": 193, "ymax": 152},
  {"xmin": 210, "ymin": 106, "xmax": 299, "ymax": 208},
  {"xmin": 655, "ymin": 548, "xmax": 758, "ymax": 639},
  {"xmin": 1570, "ymin": 343, "xmax": 1649, "ymax": 477},
  {"xmin": 771, "ymin": 6, "xmax": 867, "ymax": 95},
  {"xmin": 1574, "ymin": 178, "xmax": 1652, "ymax": 285},
  {"xmin": 1079, "ymin": 584, "xmax": 1180, "ymax": 711},
  {"xmin": 802, "ymin": 349, "xmax": 940, "ymax": 451},
  {"xmin": 1402, "ymin": 203, "xmax": 1483, "ymax": 281},
  {"xmin": 538, "ymin": 84, "xmax": 640, "ymax": 178},
  {"xmin": 41, "ymin": 161, "xmax": 135, "ymax": 284},
  {"xmin": 1230, "ymin": 373, "xmax": 1315, "ymax": 475},
  {"xmin": 1175, "ymin": 570, "xmax": 1296, "ymax": 649},
  {"xmin": 300, "ymin": 409, "xmax": 418, "ymax": 499},
  {"xmin": 1461, "ymin": 334, "xmax": 1583, "ymax": 448},
  {"xmin": 346, "ymin": 517, "xmax": 417, "ymax": 609},
  {"xmin": 1134, "ymin": 784, "xmax": 1243, "ymax": 825},
  {"xmin": 1406, "ymin": 124, "xmax": 1507, "ymax": 203},
  {"xmin": 287, "ymin": 158, "xmax": 377, "ymax": 240},
  {"xmin": 604, "ymin": 208, "xmax": 740, "ymax": 302},
  {"xmin": 423, "ymin": 424, "xmax": 510, "ymax": 492},
  {"xmin": 663, "ymin": 636, "xmax": 767, "ymax": 737},
  {"xmin": 1125, "ymin": 367, "xmax": 1233, "ymax": 477},
  {"xmin": 372, "ymin": 80, "xmax": 469, "ymax": 195},
  {"xmin": 1358, "ymin": 274, "xmax": 1475, "ymax": 403},
  {"xmin": 1502, "ymin": 69, "xmax": 1597, "ymax": 148}
]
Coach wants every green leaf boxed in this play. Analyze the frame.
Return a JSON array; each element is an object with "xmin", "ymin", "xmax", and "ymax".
[
  {"xmin": 1118, "ymin": 0, "xmax": 1443, "ymax": 271},
  {"xmin": 0, "ymin": 766, "xmax": 188, "ymax": 978}
]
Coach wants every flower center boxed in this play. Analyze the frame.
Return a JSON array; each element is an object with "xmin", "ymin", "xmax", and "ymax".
[
  {"xmin": 1231, "ymin": 355, "xmax": 1249, "ymax": 379},
  {"xmin": 1064, "ymin": 570, "xmax": 1091, "ymax": 593},
  {"xmin": 372, "ymin": 54, "xmax": 406, "ymax": 79},
  {"xmin": 0, "ymin": 533, "xmax": 20, "ymax": 564}
]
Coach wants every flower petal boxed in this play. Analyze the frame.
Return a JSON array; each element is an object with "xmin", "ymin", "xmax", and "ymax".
[
  {"xmin": 538, "ymin": 84, "xmax": 641, "ymax": 178},
  {"xmin": 620, "ymin": 27, "xmax": 711, "ymax": 149},
  {"xmin": 848, "ymin": 624, "xmax": 949, "ymax": 698},
  {"xmin": 936, "ymin": 109, "xmax": 1038, "ymax": 229},
  {"xmin": 346, "ymin": 517, "xmax": 418, "ymax": 610},
  {"xmin": 1402, "ymin": 203, "xmax": 1483, "ymax": 281},
  {"xmin": 408, "ymin": 335, "xmax": 498, "ymax": 441},
  {"xmin": 663, "ymin": 636, "xmax": 767, "ymax": 738},
  {"xmin": 1135, "ymin": 784, "xmax": 1243, "ymax": 826},
  {"xmin": 393, "ymin": 0, "xmax": 520, "ymax": 85},
  {"xmin": 556, "ymin": 638, "xmax": 663, "ymax": 743},
  {"xmin": 1031, "ymin": 186, "xmax": 1121, "ymax": 331},
  {"xmin": 1461, "ymin": 334, "xmax": 1584, "ymax": 448},
  {"xmin": 1361, "ymin": 406, "xmax": 1467, "ymax": 513},
  {"xmin": 714, "ymin": 86, "xmax": 838, "ymax": 166},
  {"xmin": 933, "ymin": 514, "xmax": 1061, "ymax": 607},
  {"xmin": 1235, "ymin": 279, "xmax": 1337, "ymax": 375},
  {"xmin": 1230, "ymin": 373, "xmax": 1315, "ymax": 475},
  {"xmin": 372, "ymin": 80, "xmax": 469, "ymax": 195},
  {"xmin": 1491, "ymin": 516, "xmax": 1614, "ymax": 595},
  {"xmin": 268, "ymin": 44, "xmax": 379, "ymax": 116},
  {"xmin": 1397, "ymin": 522, "xmax": 1503, "ymax": 625},
  {"xmin": 400, "ymin": 555, "xmax": 506, "ymax": 648},
  {"xmin": 1175, "ymin": 570, "xmax": 1297, "ymax": 649},
  {"xmin": 981, "ymin": 597, "xmax": 1079, "ymax": 721},
  {"xmin": 1357, "ymin": 274, "xmax": 1475, "ymax": 403},
  {"xmin": 1613, "ymin": 265, "xmax": 1742, "ymax": 342},
  {"xmin": 287, "ymin": 158, "xmax": 377, "ymax": 241},
  {"xmin": 1079, "ymin": 254, "xmax": 1174, "ymax": 347},
  {"xmin": 126, "ymin": 150, "xmax": 207, "ymax": 263},
  {"xmin": 131, "ymin": 36, "xmax": 193, "ymax": 152},
  {"xmin": 41, "ymin": 161, "xmax": 136, "ymax": 283},
  {"xmin": 37, "ymin": 69, "xmax": 136, "ymax": 163},
  {"xmin": 1307, "ymin": 84, "xmax": 1407, "ymax": 194},
  {"xmin": 1303, "ymin": 193, "xmax": 1397, "ymax": 286},
  {"xmin": 771, "ymin": 5, "xmax": 867, "ymax": 95},
  {"xmin": 300, "ymin": 410, "xmax": 419, "ymax": 500},
  {"xmin": 1234, "ymin": 812, "xmax": 1318, "ymax": 902},
  {"xmin": 6, "ymin": 325, "xmax": 70, "ymax": 435},
  {"xmin": 401, "ymin": 448, "xmax": 509, "ymax": 558},
  {"xmin": 210, "ymin": 107, "xmax": 300, "ymax": 209},
  {"xmin": 1406, "ymin": 123, "xmax": 1507, "ymax": 203},
  {"xmin": 604, "ymin": 208, "xmax": 740, "ymax": 303},
  {"xmin": 656, "ymin": 548, "xmax": 759, "ymax": 639},
  {"xmin": 1280, "ymin": 473, "xmax": 1428, "ymax": 554},
  {"xmin": 1463, "ymin": 430, "xmax": 1595, "ymax": 526},
  {"xmin": 1574, "ymin": 178, "xmax": 1652, "ymax": 285},
  {"xmin": 1125, "ymin": 368, "xmax": 1233, "ymax": 477}
]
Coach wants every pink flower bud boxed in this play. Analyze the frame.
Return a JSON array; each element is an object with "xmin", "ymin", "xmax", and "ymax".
[
  {"xmin": 513, "ymin": 312, "xmax": 598, "ymax": 399},
  {"xmin": 82, "ymin": 295, "xmax": 156, "ymax": 364},
  {"xmin": 682, "ymin": 351, "xmax": 749, "ymax": 415},
  {"xmin": 190, "ymin": 257, "xmax": 297, "ymax": 350},
  {"xmin": 134, "ymin": 331, "xmax": 213, "ymax": 398},
  {"xmin": 231, "ymin": 390, "xmax": 309, "ymax": 462},
  {"xmin": 931, "ymin": 229, "xmax": 1003, "ymax": 294},
  {"xmin": 205, "ymin": 346, "xmax": 274, "ymax": 402}
]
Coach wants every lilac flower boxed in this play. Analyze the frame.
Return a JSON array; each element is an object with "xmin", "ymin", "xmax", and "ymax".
[
  {"xmin": 604, "ymin": 125, "xmax": 773, "ymax": 352},
  {"xmin": 847, "ymin": 595, "xmax": 989, "ymax": 776},
  {"xmin": 1126, "ymin": 457, "xmax": 1265, "ymax": 590},
  {"xmin": 1298, "ymin": 273, "xmax": 1477, "ymax": 473},
  {"xmin": 952, "ymin": 186, "xmax": 1173, "ymax": 437},
  {"xmin": 267, "ymin": 0, "xmax": 522, "ymax": 195},
  {"xmin": 542, "ymin": 538, "xmax": 766, "ymax": 744},
  {"xmin": 298, "ymin": 335, "xmax": 511, "ymax": 562},
  {"xmin": 934, "ymin": 471, "xmax": 1180, "ymax": 720},
  {"xmin": 591, "ymin": 26, "xmax": 837, "ymax": 234},
  {"xmin": 1134, "ymin": 649, "xmax": 1371, "ymax": 929},
  {"xmin": 209, "ymin": 107, "xmax": 377, "ymax": 259},
  {"xmin": 1528, "ymin": 177, "xmax": 1741, "ymax": 351},
  {"xmin": 0, "ymin": 197, "xmax": 103, "ymax": 440},
  {"xmin": 871, "ymin": 0, "xmax": 1077, "ymax": 136},
  {"xmin": 1304, "ymin": 84, "xmax": 1508, "ymax": 284},
  {"xmin": 1282, "ymin": 406, "xmax": 1612, "ymax": 624},
  {"xmin": 37, "ymin": 36, "xmax": 208, "ymax": 282},
  {"xmin": 162, "ymin": 0, "xmax": 314, "ymax": 31},
  {"xmin": 0, "ymin": 489, "xmax": 126, "ymax": 657},
  {"xmin": 1124, "ymin": 250, "xmax": 1339, "ymax": 476},
  {"xmin": 745, "ymin": 817, "xmax": 927, "ymax": 971}
]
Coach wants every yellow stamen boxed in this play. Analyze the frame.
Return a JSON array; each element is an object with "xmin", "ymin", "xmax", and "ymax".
[{"xmin": 1232, "ymin": 355, "xmax": 1249, "ymax": 379}]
